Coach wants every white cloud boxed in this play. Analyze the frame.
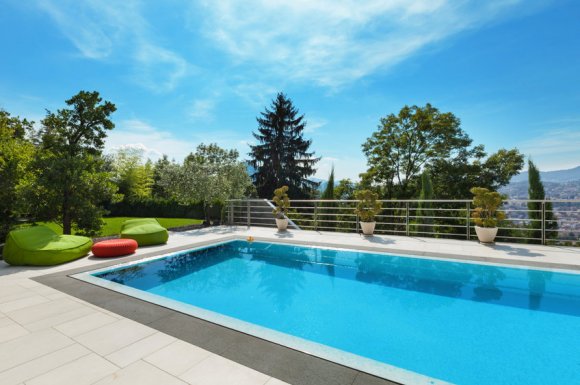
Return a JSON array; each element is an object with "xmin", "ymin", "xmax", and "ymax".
[
  {"xmin": 233, "ymin": 82, "xmax": 279, "ymax": 107},
  {"xmin": 197, "ymin": 0, "xmax": 532, "ymax": 88},
  {"xmin": 134, "ymin": 44, "xmax": 190, "ymax": 93},
  {"xmin": 35, "ymin": 0, "xmax": 189, "ymax": 92},
  {"xmin": 518, "ymin": 128, "xmax": 580, "ymax": 171},
  {"xmin": 188, "ymin": 98, "xmax": 216, "ymax": 120},
  {"xmin": 315, "ymin": 156, "xmax": 366, "ymax": 180},
  {"xmin": 304, "ymin": 118, "xmax": 328, "ymax": 133},
  {"xmin": 106, "ymin": 119, "xmax": 196, "ymax": 161}
]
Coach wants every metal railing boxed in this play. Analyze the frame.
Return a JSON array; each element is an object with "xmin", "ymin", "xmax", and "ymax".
[{"xmin": 226, "ymin": 199, "xmax": 580, "ymax": 246}]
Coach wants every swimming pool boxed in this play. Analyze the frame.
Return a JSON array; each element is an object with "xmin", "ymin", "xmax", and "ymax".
[{"xmin": 76, "ymin": 240, "xmax": 580, "ymax": 385}]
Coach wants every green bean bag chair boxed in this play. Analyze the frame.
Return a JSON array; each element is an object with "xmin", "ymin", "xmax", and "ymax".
[
  {"xmin": 120, "ymin": 218, "xmax": 168, "ymax": 246},
  {"xmin": 3, "ymin": 225, "xmax": 92, "ymax": 266}
]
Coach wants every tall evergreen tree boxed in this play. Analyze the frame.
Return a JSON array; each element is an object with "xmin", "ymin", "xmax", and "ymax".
[
  {"xmin": 527, "ymin": 159, "xmax": 558, "ymax": 241},
  {"xmin": 416, "ymin": 171, "xmax": 433, "ymax": 235},
  {"xmin": 320, "ymin": 166, "xmax": 335, "ymax": 199},
  {"xmin": 249, "ymin": 93, "xmax": 320, "ymax": 198},
  {"xmin": 320, "ymin": 166, "xmax": 335, "ymax": 230}
]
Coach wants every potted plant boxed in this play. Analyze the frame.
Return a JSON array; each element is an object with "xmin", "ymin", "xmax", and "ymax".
[
  {"xmin": 470, "ymin": 187, "xmax": 506, "ymax": 243},
  {"xmin": 354, "ymin": 190, "xmax": 382, "ymax": 236},
  {"xmin": 272, "ymin": 186, "xmax": 290, "ymax": 231}
]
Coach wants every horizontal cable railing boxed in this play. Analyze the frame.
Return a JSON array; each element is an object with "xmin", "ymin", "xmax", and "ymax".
[{"xmin": 226, "ymin": 199, "xmax": 580, "ymax": 246}]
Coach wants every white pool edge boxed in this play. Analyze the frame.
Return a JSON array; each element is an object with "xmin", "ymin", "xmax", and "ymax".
[{"xmin": 71, "ymin": 236, "xmax": 580, "ymax": 385}]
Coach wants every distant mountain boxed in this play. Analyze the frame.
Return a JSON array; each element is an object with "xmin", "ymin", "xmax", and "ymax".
[
  {"xmin": 501, "ymin": 165, "xmax": 580, "ymax": 199},
  {"xmin": 510, "ymin": 166, "xmax": 580, "ymax": 183}
]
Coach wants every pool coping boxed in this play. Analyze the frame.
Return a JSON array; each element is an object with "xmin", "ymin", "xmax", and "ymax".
[
  {"xmin": 33, "ymin": 235, "xmax": 403, "ymax": 385},
  {"xmin": 31, "ymin": 232, "xmax": 580, "ymax": 385}
]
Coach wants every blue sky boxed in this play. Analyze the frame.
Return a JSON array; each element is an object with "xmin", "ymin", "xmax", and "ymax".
[{"xmin": 1, "ymin": 0, "xmax": 579, "ymax": 180}]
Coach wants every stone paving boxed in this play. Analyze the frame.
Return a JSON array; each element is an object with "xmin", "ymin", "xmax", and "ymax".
[{"xmin": 1, "ymin": 226, "xmax": 578, "ymax": 385}]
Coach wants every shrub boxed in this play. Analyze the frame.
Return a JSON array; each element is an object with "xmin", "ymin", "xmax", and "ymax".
[
  {"xmin": 470, "ymin": 187, "xmax": 505, "ymax": 228},
  {"xmin": 272, "ymin": 186, "xmax": 290, "ymax": 219},
  {"xmin": 106, "ymin": 198, "xmax": 220, "ymax": 220},
  {"xmin": 354, "ymin": 190, "xmax": 382, "ymax": 222}
]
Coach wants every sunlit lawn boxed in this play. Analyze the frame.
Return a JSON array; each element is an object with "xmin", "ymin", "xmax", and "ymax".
[{"xmin": 39, "ymin": 217, "xmax": 203, "ymax": 237}]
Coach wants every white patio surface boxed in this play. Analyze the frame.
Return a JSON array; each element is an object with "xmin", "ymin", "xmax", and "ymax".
[{"xmin": 0, "ymin": 226, "xmax": 579, "ymax": 385}]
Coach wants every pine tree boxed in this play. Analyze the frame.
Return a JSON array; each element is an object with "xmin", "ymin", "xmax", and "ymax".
[
  {"xmin": 321, "ymin": 166, "xmax": 335, "ymax": 199},
  {"xmin": 319, "ymin": 167, "xmax": 335, "ymax": 230},
  {"xmin": 249, "ymin": 93, "xmax": 320, "ymax": 198},
  {"xmin": 527, "ymin": 160, "xmax": 558, "ymax": 242},
  {"xmin": 416, "ymin": 171, "xmax": 433, "ymax": 235}
]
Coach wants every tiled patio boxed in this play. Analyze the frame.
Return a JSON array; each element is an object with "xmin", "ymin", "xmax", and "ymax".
[{"xmin": 1, "ymin": 226, "xmax": 579, "ymax": 385}]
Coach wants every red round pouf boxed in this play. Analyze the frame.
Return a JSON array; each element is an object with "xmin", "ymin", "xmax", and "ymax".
[{"xmin": 91, "ymin": 239, "xmax": 138, "ymax": 258}]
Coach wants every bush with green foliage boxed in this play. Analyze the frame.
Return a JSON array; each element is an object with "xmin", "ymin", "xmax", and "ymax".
[
  {"xmin": 354, "ymin": 190, "xmax": 382, "ymax": 222},
  {"xmin": 272, "ymin": 186, "xmax": 290, "ymax": 219},
  {"xmin": 158, "ymin": 143, "xmax": 254, "ymax": 222},
  {"xmin": 0, "ymin": 110, "xmax": 35, "ymax": 242},
  {"xmin": 106, "ymin": 198, "xmax": 217, "ymax": 219},
  {"xmin": 470, "ymin": 187, "xmax": 505, "ymax": 228},
  {"xmin": 109, "ymin": 147, "xmax": 154, "ymax": 202}
]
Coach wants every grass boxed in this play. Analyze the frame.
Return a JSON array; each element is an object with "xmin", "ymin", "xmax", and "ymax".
[{"xmin": 39, "ymin": 217, "xmax": 203, "ymax": 237}]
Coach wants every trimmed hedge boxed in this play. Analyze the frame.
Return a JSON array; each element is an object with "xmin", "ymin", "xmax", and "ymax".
[{"xmin": 106, "ymin": 199, "xmax": 222, "ymax": 219}]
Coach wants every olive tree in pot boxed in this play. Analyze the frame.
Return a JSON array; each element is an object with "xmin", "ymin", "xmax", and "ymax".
[
  {"xmin": 354, "ymin": 190, "xmax": 382, "ymax": 236},
  {"xmin": 470, "ymin": 187, "xmax": 506, "ymax": 243},
  {"xmin": 272, "ymin": 186, "xmax": 290, "ymax": 231}
]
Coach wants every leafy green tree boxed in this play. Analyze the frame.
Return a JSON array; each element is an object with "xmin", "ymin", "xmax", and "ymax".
[
  {"xmin": 428, "ymin": 147, "xmax": 523, "ymax": 199},
  {"xmin": 527, "ymin": 160, "xmax": 558, "ymax": 241},
  {"xmin": 332, "ymin": 178, "xmax": 357, "ymax": 231},
  {"xmin": 249, "ymin": 92, "xmax": 320, "ymax": 198},
  {"xmin": 0, "ymin": 110, "xmax": 35, "ymax": 241},
  {"xmin": 152, "ymin": 155, "xmax": 173, "ymax": 199},
  {"xmin": 160, "ymin": 143, "xmax": 254, "ymax": 222},
  {"xmin": 334, "ymin": 178, "xmax": 356, "ymax": 200},
  {"xmin": 110, "ymin": 147, "xmax": 154, "ymax": 201},
  {"xmin": 362, "ymin": 104, "xmax": 471, "ymax": 198},
  {"xmin": 22, "ymin": 91, "xmax": 117, "ymax": 235}
]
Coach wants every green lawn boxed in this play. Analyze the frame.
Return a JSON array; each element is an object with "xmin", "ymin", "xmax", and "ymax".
[{"xmin": 40, "ymin": 217, "xmax": 203, "ymax": 237}]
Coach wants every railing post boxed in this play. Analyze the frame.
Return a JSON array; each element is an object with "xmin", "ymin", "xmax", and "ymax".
[
  {"xmin": 246, "ymin": 200, "xmax": 251, "ymax": 227},
  {"xmin": 541, "ymin": 201, "xmax": 546, "ymax": 245},
  {"xmin": 466, "ymin": 202, "xmax": 471, "ymax": 240},
  {"xmin": 228, "ymin": 201, "xmax": 233, "ymax": 225},
  {"xmin": 405, "ymin": 202, "xmax": 410, "ymax": 237},
  {"xmin": 356, "ymin": 213, "xmax": 360, "ymax": 234},
  {"xmin": 314, "ymin": 202, "xmax": 318, "ymax": 231}
]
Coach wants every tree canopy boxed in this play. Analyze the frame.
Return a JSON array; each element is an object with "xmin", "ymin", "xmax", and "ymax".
[
  {"xmin": 428, "ymin": 147, "xmax": 524, "ymax": 199},
  {"xmin": 362, "ymin": 104, "xmax": 524, "ymax": 199},
  {"xmin": 0, "ymin": 110, "xmax": 35, "ymax": 240},
  {"xmin": 362, "ymin": 104, "xmax": 471, "ymax": 198},
  {"xmin": 249, "ymin": 92, "xmax": 320, "ymax": 198},
  {"xmin": 110, "ymin": 147, "xmax": 154, "ymax": 201},
  {"xmin": 159, "ymin": 143, "xmax": 254, "ymax": 222},
  {"xmin": 22, "ymin": 91, "xmax": 117, "ymax": 235}
]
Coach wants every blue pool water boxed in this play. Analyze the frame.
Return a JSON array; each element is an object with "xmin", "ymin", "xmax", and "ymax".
[{"xmin": 92, "ymin": 241, "xmax": 580, "ymax": 385}]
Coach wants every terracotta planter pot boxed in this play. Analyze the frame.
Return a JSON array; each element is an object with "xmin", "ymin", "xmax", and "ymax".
[
  {"xmin": 276, "ymin": 218, "xmax": 289, "ymax": 231},
  {"xmin": 475, "ymin": 226, "xmax": 498, "ymax": 243},
  {"xmin": 360, "ymin": 221, "xmax": 376, "ymax": 236}
]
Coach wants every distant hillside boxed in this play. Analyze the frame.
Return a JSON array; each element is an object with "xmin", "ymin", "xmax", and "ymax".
[
  {"xmin": 510, "ymin": 166, "xmax": 580, "ymax": 183},
  {"xmin": 500, "ymin": 180, "xmax": 580, "ymax": 199}
]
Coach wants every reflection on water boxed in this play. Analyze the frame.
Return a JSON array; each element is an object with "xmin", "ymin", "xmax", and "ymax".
[
  {"xmin": 96, "ymin": 245, "xmax": 249, "ymax": 293},
  {"xmin": 528, "ymin": 270, "xmax": 553, "ymax": 310},
  {"xmin": 247, "ymin": 245, "xmax": 307, "ymax": 311},
  {"xmin": 471, "ymin": 265, "xmax": 505, "ymax": 303},
  {"xmin": 95, "ymin": 241, "xmax": 580, "ymax": 317}
]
